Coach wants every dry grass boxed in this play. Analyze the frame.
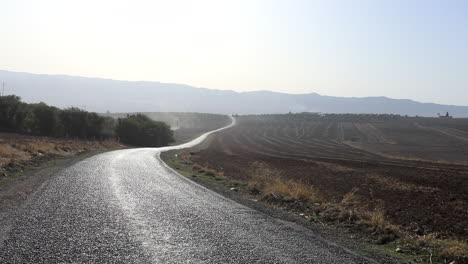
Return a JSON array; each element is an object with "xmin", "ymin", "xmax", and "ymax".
[
  {"xmin": 21, "ymin": 141, "xmax": 56, "ymax": 154},
  {"xmin": 341, "ymin": 187, "xmax": 362, "ymax": 205},
  {"xmin": 0, "ymin": 145, "xmax": 14, "ymax": 157},
  {"xmin": 360, "ymin": 206, "xmax": 387, "ymax": 230},
  {"xmin": 440, "ymin": 241, "xmax": 468, "ymax": 258},
  {"xmin": 247, "ymin": 161, "xmax": 325, "ymax": 203},
  {"xmin": 192, "ymin": 164, "xmax": 224, "ymax": 177},
  {"xmin": 0, "ymin": 144, "xmax": 25, "ymax": 165},
  {"xmin": 0, "ymin": 133, "xmax": 123, "ymax": 167},
  {"xmin": 366, "ymin": 173, "xmax": 440, "ymax": 193},
  {"xmin": 340, "ymin": 188, "xmax": 392, "ymax": 230},
  {"xmin": 261, "ymin": 178, "xmax": 324, "ymax": 202},
  {"xmin": 417, "ymin": 234, "xmax": 468, "ymax": 258}
]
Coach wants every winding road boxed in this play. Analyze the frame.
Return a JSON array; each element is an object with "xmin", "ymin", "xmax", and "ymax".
[{"xmin": 0, "ymin": 119, "xmax": 373, "ymax": 263}]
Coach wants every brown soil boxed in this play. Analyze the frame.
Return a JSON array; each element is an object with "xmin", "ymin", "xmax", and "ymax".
[{"xmin": 189, "ymin": 115, "xmax": 468, "ymax": 242}]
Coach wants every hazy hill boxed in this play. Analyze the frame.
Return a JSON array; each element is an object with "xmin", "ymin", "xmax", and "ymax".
[{"xmin": 2, "ymin": 70, "xmax": 468, "ymax": 117}]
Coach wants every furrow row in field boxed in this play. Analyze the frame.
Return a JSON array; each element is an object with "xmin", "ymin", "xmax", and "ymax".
[
  {"xmin": 244, "ymin": 123, "xmax": 347, "ymax": 155},
  {"xmin": 221, "ymin": 118, "xmax": 468, "ymax": 172},
  {"xmin": 275, "ymin": 122, "xmax": 376, "ymax": 155},
  {"xmin": 353, "ymin": 123, "xmax": 396, "ymax": 144},
  {"xmin": 245, "ymin": 121, "xmax": 387, "ymax": 160},
  {"xmin": 264, "ymin": 131, "xmax": 377, "ymax": 160}
]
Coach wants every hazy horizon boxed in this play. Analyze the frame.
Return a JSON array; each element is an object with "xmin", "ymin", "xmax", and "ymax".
[
  {"xmin": 2, "ymin": 68, "xmax": 468, "ymax": 108},
  {"xmin": 2, "ymin": 0, "xmax": 468, "ymax": 106},
  {"xmin": 3, "ymin": 69, "xmax": 468, "ymax": 117}
]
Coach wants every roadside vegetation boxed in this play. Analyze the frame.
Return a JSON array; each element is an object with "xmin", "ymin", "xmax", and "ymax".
[
  {"xmin": 116, "ymin": 114, "xmax": 174, "ymax": 147},
  {"xmin": 0, "ymin": 95, "xmax": 115, "ymax": 139},
  {"xmin": 0, "ymin": 95, "xmax": 174, "ymax": 146},
  {"xmin": 0, "ymin": 95, "xmax": 175, "ymax": 182},
  {"xmin": 0, "ymin": 133, "xmax": 122, "ymax": 180}
]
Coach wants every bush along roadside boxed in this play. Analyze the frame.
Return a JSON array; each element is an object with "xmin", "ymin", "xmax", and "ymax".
[
  {"xmin": 0, "ymin": 95, "xmax": 174, "ymax": 147},
  {"xmin": 0, "ymin": 95, "xmax": 116, "ymax": 139},
  {"xmin": 116, "ymin": 114, "xmax": 174, "ymax": 147}
]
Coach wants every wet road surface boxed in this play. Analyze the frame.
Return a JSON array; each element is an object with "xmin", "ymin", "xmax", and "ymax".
[{"xmin": 0, "ymin": 120, "xmax": 374, "ymax": 263}]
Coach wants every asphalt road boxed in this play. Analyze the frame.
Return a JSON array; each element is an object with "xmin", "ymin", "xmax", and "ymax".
[{"xmin": 0, "ymin": 120, "xmax": 374, "ymax": 263}]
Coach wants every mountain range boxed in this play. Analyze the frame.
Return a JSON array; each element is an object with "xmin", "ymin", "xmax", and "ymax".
[{"xmin": 1, "ymin": 69, "xmax": 467, "ymax": 117}]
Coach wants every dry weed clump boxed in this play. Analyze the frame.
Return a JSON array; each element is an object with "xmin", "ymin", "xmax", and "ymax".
[
  {"xmin": 0, "ymin": 145, "xmax": 14, "ymax": 157},
  {"xmin": 0, "ymin": 144, "xmax": 27, "ymax": 166},
  {"xmin": 22, "ymin": 141, "xmax": 56, "ymax": 154},
  {"xmin": 261, "ymin": 178, "xmax": 325, "ymax": 202},
  {"xmin": 358, "ymin": 206, "xmax": 388, "ymax": 230},
  {"xmin": 440, "ymin": 240, "xmax": 468, "ymax": 259},
  {"xmin": 247, "ymin": 161, "xmax": 325, "ymax": 203},
  {"xmin": 340, "ymin": 188, "xmax": 392, "ymax": 230},
  {"xmin": 192, "ymin": 164, "xmax": 223, "ymax": 177},
  {"xmin": 391, "ymin": 234, "xmax": 468, "ymax": 263},
  {"xmin": 341, "ymin": 187, "xmax": 362, "ymax": 206},
  {"xmin": 417, "ymin": 234, "xmax": 468, "ymax": 259}
]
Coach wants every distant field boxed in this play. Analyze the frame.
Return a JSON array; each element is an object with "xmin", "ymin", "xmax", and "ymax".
[
  {"xmin": 220, "ymin": 114, "xmax": 468, "ymax": 164},
  {"xmin": 190, "ymin": 114, "xmax": 468, "ymax": 243}
]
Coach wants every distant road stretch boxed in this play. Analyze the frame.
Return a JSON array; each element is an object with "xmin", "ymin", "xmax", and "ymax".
[{"xmin": 0, "ymin": 118, "xmax": 372, "ymax": 263}]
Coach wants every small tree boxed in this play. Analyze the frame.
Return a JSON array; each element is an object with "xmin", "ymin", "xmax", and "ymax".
[
  {"xmin": 59, "ymin": 107, "xmax": 89, "ymax": 138},
  {"xmin": 116, "ymin": 114, "xmax": 174, "ymax": 147},
  {"xmin": 29, "ymin": 102, "xmax": 60, "ymax": 136},
  {"xmin": 0, "ymin": 95, "xmax": 29, "ymax": 130}
]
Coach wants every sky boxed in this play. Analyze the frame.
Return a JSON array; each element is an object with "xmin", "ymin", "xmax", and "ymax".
[{"xmin": 1, "ymin": 0, "xmax": 468, "ymax": 105}]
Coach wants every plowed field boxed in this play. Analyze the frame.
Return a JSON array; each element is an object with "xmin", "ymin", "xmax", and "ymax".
[{"xmin": 192, "ymin": 114, "xmax": 468, "ymax": 240}]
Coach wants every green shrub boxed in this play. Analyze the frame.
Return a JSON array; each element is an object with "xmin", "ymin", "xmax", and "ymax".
[
  {"xmin": 0, "ymin": 95, "xmax": 29, "ymax": 130},
  {"xmin": 28, "ymin": 103, "xmax": 60, "ymax": 136},
  {"xmin": 116, "ymin": 114, "xmax": 174, "ymax": 147},
  {"xmin": 0, "ymin": 95, "xmax": 174, "ymax": 147}
]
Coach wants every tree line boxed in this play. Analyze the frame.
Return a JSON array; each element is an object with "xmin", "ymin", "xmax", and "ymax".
[{"xmin": 0, "ymin": 95, "xmax": 174, "ymax": 147}]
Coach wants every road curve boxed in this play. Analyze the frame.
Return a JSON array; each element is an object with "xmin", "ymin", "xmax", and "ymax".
[{"xmin": 0, "ymin": 119, "xmax": 373, "ymax": 263}]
